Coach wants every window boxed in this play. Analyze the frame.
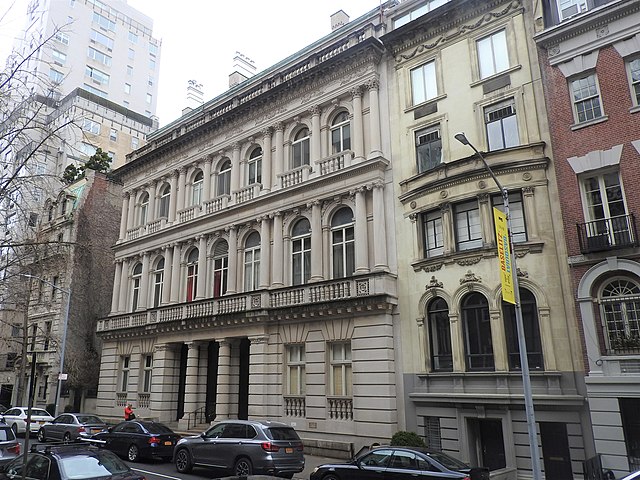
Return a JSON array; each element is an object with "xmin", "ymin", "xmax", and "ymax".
[
  {"xmin": 79, "ymin": 142, "xmax": 97, "ymax": 157},
  {"xmin": 83, "ymin": 83, "xmax": 107, "ymax": 98},
  {"xmin": 455, "ymin": 200, "xmax": 482, "ymax": 251},
  {"xmin": 153, "ymin": 258, "xmax": 164, "ymax": 308},
  {"xmin": 292, "ymin": 128, "xmax": 310, "ymax": 168},
  {"xmin": 292, "ymin": 218, "xmax": 311, "ymax": 285},
  {"xmin": 192, "ymin": 171, "xmax": 203, "ymax": 205},
  {"xmin": 427, "ymin": 297, "xmax": 452, "ymax": 371},
  {"xmin": 109, "ymin": 128, "xmax": 117, "ymax": 141},
  {"xmin": 462, "ymin": 293, "xmax": 494, "ymax": 370},
  {"xmin": 600, "ymin": 279, "xmax": 640, "ymax": 354},
  {"xmin": 330, "ymin": 342, "xmax": 352, "ymax": 396},
  {"xmin": 212, "ymin": 241, "xmax": 229, "ymax": 298},
  {"xmin": 6, "ymin": 352, "xmax": 17, "ymax": 369},
  {"xmin": 127, "ymin": 65, "xmax": 133, "ymax": 76},
  {"xmin": 82, "ymin": 118, "xmax": 100, "ymax": 135},
  {"xmin": 492, "ymin": 192, "xmax": 527, "ymax": 243},
  {"xmin": 120, "ymin": 356, "xmax": 130, "ymax": 392},
  {"xmin": 146, "ymin": 93, "xmax": 152, "ymax": 104},
  {"xmin": 139, "ymin": 192, "xmax": 149, "ymax": 225},
  {"xmin": 186, "ymin": 249, "xmax": 198, "ymax": 302},
  {"xmin": 109, "ymin": 151, "xmax": 116, "ymax": 162},
  {"xmin": 411, "ymin": 61, "xmax": 437, "ymax": 105},
  {"xmin": 331, "ymin": 112, "xmax": 351, "ymax": 154},
  {"xmin": 485, "ymin": 99, "xmax": 519, "ymax": 151},
  {"xmin": 85, "ymin": 65, "xmax": 109, "ymax": 85},
  {"xmin": 43, "ymin": 321, "xmax": 51, "ymax": 351},
  {"xmin": 141, "ymin": 355, "xmax": 152, "ymax": 393},
  {"xmin": 55, "ymin": 31, "xmax": 70, "ymax": 45},
  {"xmin": 287, "ymin": 345, "xmax": 305, "ymax": 395},
  {"xmin": 558, "ymin": 0, "xmax": 588, "ymax": 20},
  {"xmin": 52, "ymin": 49, "xmax": 66, "ymax": 65},
  {"xmin": 149, "ymin": 43, "xmax": 158, "ymax": 56},
  {"xmin": 128, "ymin": 31, "xmax": 138, "ymax": 43},
  {"xmin": 90, "ymin": 29, "xmax": 113, "ymax": 49},
  {"xmin": 128, "ymin": 48, "xmax": 135, "ymax": 60},
  {"xmin": 571, "ymin": 74, "xmax": 602, "ymax": 123},
  {"xmin": 394, "ymin": 0, "xmax": 451, "ymax": 27},
  {"xmin": 149, "ymin": 59, "xmax": 156, "ymax": 70},
  {"xmin": 148, "ymin": 75, "xmax": 154, "ymax": 87},
  {"xmin": 131, "ymin": 137, "xmax": 139, "ymax": 149},
  {"xmin": 503, "ymin": 289, "xmax": 543, "ymax": 369},
  {"xmin": 423, "ymin": 416, "xmax": 442, "ymax": 450},
  {"xmin": 248, "ymin": 147, "xmax": 262, "ymax": 185},
  {"xmin": 217, "ymin": 160, "xmax": 231, "ymax": 196},
  {"xmin": 477, "ymin": 29, "xmax": 509, "ymax": 79},
  {"xmin": 244, "ymin": 232, "xmax": 261, "ymax": 291},
  {"xmin": 131, "ymin": 263, "xmax": 142, "ymax": 310},
  {"xmin": 93, "ymin": 12, "xmax": 115, "ymax": 32},
  {"xmin": 415, "ymin": 125, "xmax": 442, "ymax": 172},
  {"xmin": 331, "ymin": 207, "xmax": 355, "ymax": 279},
  {"xmin": 49, "ymin": 68, "xmax": 63, "ymax": 84},
  {"xmin": 158, "ymin": 184, "xmax": 170, "ymax": 217},
  {"xmin": 422, "ymin": 209, "xmax": 443, "ymax": 257},
  {"xmin": 582, "ymin": 171, "xmax": 629, "ymax": 246},
  {"xmin": 124, "ymin": 83, "xmax": 131, "ymax": 94},
  {"xmin": 629, "ymin": 58, "xmax": 640, "ymax": 106},
  {"xmin": 87, "ymin": 47, "xmax": 111, "ymax": 66}
]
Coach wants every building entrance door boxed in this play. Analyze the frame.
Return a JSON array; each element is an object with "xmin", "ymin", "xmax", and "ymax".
[{"xmin": 540, "ymin": 422, "xmax": 573, "ymax": 479}]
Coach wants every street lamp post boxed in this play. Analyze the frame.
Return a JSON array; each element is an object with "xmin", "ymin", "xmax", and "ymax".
[{"xmin": 454, "ymin": 133, "xmax": 542, "ymax": 480}]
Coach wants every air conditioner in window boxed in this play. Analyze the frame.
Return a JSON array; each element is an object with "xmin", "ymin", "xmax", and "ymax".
[{"xmin": 560, "ymin": 0, "xmax": 588, "ymax": 20}]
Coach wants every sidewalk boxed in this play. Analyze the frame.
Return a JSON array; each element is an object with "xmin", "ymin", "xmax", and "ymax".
[{"xmin": 295, "ymin": 454, "xmax": 343, "ymax": 480}]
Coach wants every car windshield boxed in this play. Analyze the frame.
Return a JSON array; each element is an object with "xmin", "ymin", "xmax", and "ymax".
[
  {"xmin": 426, "ymin": 451, "xmax": 469, "ymax": 470},
  {"xmin": 59, "ymin": 451, "xmax": 131, "ymax": 479},
  {"xmin": 29, "ymin": 409, "xmax": 51, "ymax": 417},
  {"xmin": 0, "ymin": 428, "xmax": 15, "ymax": 441},
  {"xmin": 266, "ymin": 427, "xmax": 300, "ymax": 441},
  {"xmin": 143, "ymin": 423, "xmax": 173, "ymax": 434},
  {"xmin": 76, "ymin": 415, "xmax": 103, "ymax": 424}
]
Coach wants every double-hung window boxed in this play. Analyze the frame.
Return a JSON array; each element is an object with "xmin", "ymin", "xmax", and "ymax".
[
  {"xmin": 292, "ymin": 128, "xmax": 310, "ymax": 168},
  {"xmin": 192, "ymin": 171, "xmax": 203, "ymax": 205},
  {"xmin": 248, "ymin": 148, "xmax": 262, "ymax": 185},
  {"xmin": 287, "ymin": 345, "xmax": 305, "ymax": 395},
  {"xmin": 331, "ymin": 112, "xmax": 351, "ymax": 154},
  {"xmin": 571, "ymin": 74, "xmax": 603, "ymax": 123},
  {"xmin": 492, "ymin": 192, "xmax": 527, "ymax": 243},
  {"xmin": 331, "ymin": 208, "xmax": 355, "ymax": 278},
  {"xmin": 82, "ymin": 118, "xmax": 100, "ymax": 135},
  {"xmin": 244, "ymin": 232, "xmax": 261, "ymax": 292},
  {"xmin": 292, "ymin": 218, "xmax": 311, "ymax": 285},
  {"xmin": 120, "ymin": 356, "xmax": 130, "ymax": 392},
  {"xmin": 186, "ymin": 249, "xmax": 198, "ymax": 302},
  {"xmin": 477, "ymin": 30, "xmax": 509, "ymax": 79},
  {"xmin": 158, "ymin": 185, "xmax": 170, "ymax": 218},
  {"xmin": 422, "ymin": 210, "xmax": 443, "ymax": 257},
  {"xmin": 415, "ymin": 125, "xmax": 442, "ymax": 172},
  {"xmin": 212, "ymin": 241, "xmax": 229, "ymax": 298},
  {"xmin": 485, "ymin": 99, "xmax": 519, "ymax": 151},
  {"xmin": 139, "ymin": 192, "xmax": 148, "ymax": 225},
  {"xmin": 455, "ymin": 200, "xmax": 482, "ymax": 251},
  {"xmin": 217, "ymin": 160, "xmax": 231, "ymax": 196},
  {"xmin": 558, "ymin": 0, "xmax": 588, "ymax": 20},
  {"xmin": 131, "ymin": 263, "xmax": 142, "ymax": 310},
  {"xmin": 153, "ymin": 258, "xmax": 163, "ymax": 308},
  {"xmin": 411, "ymin": 61, "xmax": 437, "ymax": 105},
  {"xmin": 628, "ymin": 58, "xmax": 640, "ymax": 107},
  {"xmin": 141, "ymin": 355, "xmax": 152, "ymax": 393},
  {"xmin": 330, "ymin": 342, "xmax": 352, "ymax": 396}
]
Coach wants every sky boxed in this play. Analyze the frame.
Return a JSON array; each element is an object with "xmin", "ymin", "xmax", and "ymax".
[{"xmin": 0, "ymin": 0, "xmax": 380, "ymax": 127}]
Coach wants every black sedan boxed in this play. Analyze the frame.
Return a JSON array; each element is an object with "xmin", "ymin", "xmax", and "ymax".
[
  {"xmin": 92, "ymin": 420, "xmax": 180, "ymax": 462},
  {"xmin": 310, "ymin": 446, "xmax": 490, "ymax": 480}
]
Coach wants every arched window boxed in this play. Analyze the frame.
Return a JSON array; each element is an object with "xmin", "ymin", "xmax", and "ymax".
[
  {"xmin": 217, "ymin": 159, "xmax": 231, "ymax": 196},
  {"xmin": 292, "ymin": 127, "xmax": 310, "ymax": 168},
  {"xmin": 248, "ymin": 147, "xmax": 262, "ymax": 185},
  {"xmin": 502, "ymin": 289, "xmax": 543, "ymax": 370},
  {"xmin": 186, "ymin": 249, "xmax": 198, "ymax": 302},
  {"xmin": 331, "ymin": 207, "xmax": 355, "ymax": 279},
  {"xmin": 244, "ymin": 232, "xmax": 261, "ymax": 292},
  {"xmin": 131, "ymin": 263, "xmax": 143, "ymax": 311},
  {"xmin": 292, "ymin": 218, "xmax": 311, "ymax": 285},
  {"xmin": 212, "ymin": 240, "xmax": 229, "ymax": 298},
  {"xmin": 428, "ymin": 297, "xmax": 452, "ymax": 372},
  {"xmin": 152, "ymin": 257, "xmax": 164, "ymax": 308},
  {"xmin": 600, "ymin": 278, "xmax": 640, "ymax": 354},
  {"xmin": 61, "ymin": 197, "xmax": 68, "ymax": 215},
  {"xmin": 192, "ymin": 170, "xmax": 203, "ymax": 206},
  {"xmin": 331, "ymin": 111, "xmax": 351, "ymax": 154},
  {"xmin": 462, "ymin": 292, "xmax": 494, "ymax": 371},
  {"xmin": 158, "ymin": 184, "xmax": 171, "ymax": 218},
  {"xmin": 139, "ymin": 192, "xmax": 149, "ymax": 226}
]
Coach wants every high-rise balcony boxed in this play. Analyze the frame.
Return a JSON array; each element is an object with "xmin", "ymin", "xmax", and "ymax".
[{"xmin": 577, "ymin": 214, "xmax": 638, "ymax": 254}]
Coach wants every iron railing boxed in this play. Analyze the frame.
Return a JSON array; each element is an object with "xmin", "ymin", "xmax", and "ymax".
[{"xmin": 577, "ymin": 214, "xmax": 638, "ymax": 254}]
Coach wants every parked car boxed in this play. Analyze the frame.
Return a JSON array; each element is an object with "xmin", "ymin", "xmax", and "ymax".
[
  {"xmin": 173, "ymin": 419, "xmax": 304, "ymax": 478},
  {"xmin": 621, "ymin": 471, "xmax": 640, "ymax": 480},
  {"xmin": 37, "ymin": 413, "xmax": 107, "ymax": 443},
  {"xmin": 0, "ymin": 422, "xmax": 20, "ymax": 466},
  {"xmin": 0, "ymin": 442, "xmax": 145, "ymax": 480},
  {"xmin": 309, "ymin": 446, "xmax": 490, "ymax": 480},
  {"xmin": 0, "ymin": 407, "xmax": 54, "ymax": 435},
  {"xmin": 92, "ymin": 420, "xmax": 179, "ymax": 462}
]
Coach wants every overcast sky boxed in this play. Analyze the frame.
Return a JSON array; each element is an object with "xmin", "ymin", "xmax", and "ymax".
[{"xmin": 0, "ymin": 0, "xmax": 380, "ymax": 126}]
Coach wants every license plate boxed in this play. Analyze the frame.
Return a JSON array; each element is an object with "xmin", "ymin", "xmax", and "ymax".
[
  {"xmin": 285, "ymin": 447, "xmax": 293, "ymax": 454},
  {"xmin": 38, "ymin": 421, "xmax": 44, "ymax": 425},
  {"xmin": 164, "ymin": 441, "xmax": 172, "ymax": 446}
]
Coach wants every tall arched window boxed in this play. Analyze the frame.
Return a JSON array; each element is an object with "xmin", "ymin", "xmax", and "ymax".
[
  {"xmin": 212, "ymin": 240, "xmax": 229, "ymax": 298},
  {"xmin": 186, "ymin": 249, "xmax": 198, "ymax": 302},
  {"xmin": 248, "ymin": 147, "xmax": 262, "ymax": 185},
  {"xmin": 217, "ymin": 159, "xmax": 231, "ymax": 196},
  {"xmin": 331, "ymin": 207, "xmax": 355, "ymax": 279},
  {"xmin": 139, "ymin": 192, "xmax": 149, "ymax": 226},
  {"xmin": 292, "ymin": 218, "xmax": 311, "ymax": 285},
  {"xmin": 192, "ymin": 170, "xmax": 203, "ymax": 206},
  {"xmin": 428, "ymin": 297, "xmax": 452, "ymax": 372},
  {"xmin": 462, "ymin": 292, "xmax": 494, "ymax": 371},
  {"xmin": 600, "ymin": 278, "xmax": 640, "ymax": 354},
  {"xmin": 331, "ymin": 111, "xmax": 351, "ymax": 154},
  {"xmin": 158, "ymin": 184, "xmax": 171, "ymax": 218},
  {"xmin": 502, "ymin": 289, "xmax": 543, "ymax": 370},
  {"xmin": 152, "ymin": 257, "xmax": 164, "ymax": 308},
  {"xmin": 292, "ymin": 127, "xmax": 310, "ymax": 168},
  {"xmin": 244, "ymin": 232, "xmax": 261, "ymax": 292},
  {"xmin": 131, "ymin": 263, "xmax": 142, "ymax": 311}
]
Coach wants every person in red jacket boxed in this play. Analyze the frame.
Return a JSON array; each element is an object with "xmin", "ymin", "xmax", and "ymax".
[{"xmin": 124, "ymin": 403, "xmax": 135, "ymax": 420}]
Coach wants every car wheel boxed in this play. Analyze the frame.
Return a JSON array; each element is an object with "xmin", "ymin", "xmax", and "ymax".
[
  {"xmin": 63, "ymin": 432, "xmax": 71, "ymax": 443},
  {"xmin": 37, "ymin": 429, "xmax": 46, "ymax": 442},
  {"xmin": 175, "ymin": 449, "xmax": 193, "ymax": 473},
  {"xmin": 322, "ymin": 475, "xmax": 340, "ymax": 480},
  {"xmin": 127, "ymin": 444, "xmax": 140, "ymax": 462},
  {"xmin": 233, "ymin": 457, "xmax": 253, "ymax": 476}
]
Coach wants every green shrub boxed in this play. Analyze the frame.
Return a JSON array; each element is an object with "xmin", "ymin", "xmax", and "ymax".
[{"xmin": 390, "ymin": 431, "xmax": 426, "ymax": 447}]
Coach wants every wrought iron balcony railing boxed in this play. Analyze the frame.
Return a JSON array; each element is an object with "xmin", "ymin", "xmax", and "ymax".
[{"xmin": 577, "ymin": 214, "xmax": 638, "ymax": 254}]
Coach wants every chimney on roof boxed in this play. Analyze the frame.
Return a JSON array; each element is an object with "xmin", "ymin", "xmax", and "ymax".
[
  {"xmin": 182, "ymin": 80, "xmax": 204, "ymax": 115},
  {"xmin": 229, "ymin": 52, "xmax": 257, "ymax": 88},
  {"xmin": 331, "ymin": 10, "xmax": 349, "ymax": 31}
]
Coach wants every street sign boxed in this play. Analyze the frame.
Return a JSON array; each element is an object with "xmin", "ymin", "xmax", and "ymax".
[{"xmin": 58, "ymin": 373, "xmax": 68, "ymax": 380}]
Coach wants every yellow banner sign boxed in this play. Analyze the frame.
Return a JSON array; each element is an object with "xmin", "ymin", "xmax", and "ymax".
[{"xmin": 494, "ymin": 207, "xmax": 515, "ymax": 304}]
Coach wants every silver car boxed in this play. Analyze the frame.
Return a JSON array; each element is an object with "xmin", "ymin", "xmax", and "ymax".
[
  {"xmin": 0, "ymin": 422, "xmax": 20, "ymax": 465},
  {"xmin": 37, "ymin": 413, "xmax": 107, "ymax": 442},
  {"xmin": 173, "ymin": 419, "xmax": 304, "ymax": 478}
]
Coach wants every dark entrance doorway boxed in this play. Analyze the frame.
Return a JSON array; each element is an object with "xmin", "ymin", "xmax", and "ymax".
[
  {"xmin": 540, "ymin": 422, "xmax": 573, "ymax": 479},
  {"xmin": 470, "ymin": 418, "xmax": 506, "ymax": 471},
  {"xmin": 237, "ymin": 338, "xmax": 250, "ymax": 420},
  {"xmin": 176, "ymin": 344, "xmax": 188, "ymax": 421},
  {"xmin": 205, "ymin": 341, "xmax": 219, "ymax": 422},
  {"xmin": 0, "ymin": 384, "xmax": 12, "ymax": 407}
]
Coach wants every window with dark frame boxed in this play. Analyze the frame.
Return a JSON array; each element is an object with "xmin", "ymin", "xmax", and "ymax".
[
  {"xmin": 415, "ymin": 126, "xmax": 442, "ymax": 173},
  {"xmin": 485, "ymin": 99, "xmax": 519, "ymax": 151},
  {"xmin": 455, "ymin": 200, "xmax": 482, "ymax": 251},
  {"xmin": 492, "ymin": 191, "xmax": 527, "ymax": 243},
  {"xmin": 427, "ymin": 297, "xmax": 452, "ymax": 371},
  {"xmin": 422, "ymin": 209, "xmax": 443, "ymax": 258},
  {"xmin": 462, "ymin": 292, "xmax": 494, "ymax": 371},
  {"xmin": 630, "ymin": 58, "xmax": 640, "ymax": 106},
  {"xmin": 502, "ymin": 289, "xmax": 544, "ymax": 370}
]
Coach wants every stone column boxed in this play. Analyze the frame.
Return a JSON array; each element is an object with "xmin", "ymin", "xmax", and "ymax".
[
  {"xmin": 227, "ymin": 226, "xmax": 238, "ymax": 294},
  {"xmin": 179, "ymin": 342, "xmax": 200, "ymax": 429},
  {"xmin": 354, "ymin": 187, "xmax": 369, "ymax": 273},
  {"xmin": 118, "ymin": 258, "xmax": 130, "ymax": 312},
  {"xmin": 271, "ymin": 212, "xmax": 284, "ymax": 287},
  {"xmin": 478, "ymin": 193, "xmax": 493, "ymax": 247},
  {"xmin": 409, "ymin": 214, "xmax": 420, "ymax": 261},
  {"xmin": 259, "ymin": 217, "xmax": 270, "ymax": 289},
  {"xmin": 147, "ymin": 182, "xmax": 157, "ymax": 224},
  {"xmin": 203, "ymin": 156, "xmax": 213, "ymax": 202},
  {"xmin": 274, "ymin": 123, "xmax": 284, "ymax": 180},
  {"xmin": 247, "ymin": 335, "xmax": 268, "ymax": 418},
  {"xmin": 367, "ymin": 79, "xmax": 382, "ymax": 157},
  {"xmin": 351, "ymin": 87, "xmax": 364, "ymax": 161},
  {"xmin": 127, "ymin": 192, "xmax": 136, "ymax": 232},
  {"xmin": 150, "ymin": 344, "xmax": 174, "ymax": 423},
  {"xmin": 310, "ymin": 201, "xmax": 323, "ymax": 281},
  {"xmin": 168, "ymin": 171, "xmax": 178, "ymax": 223},
  {"xmin": 372, "ymin": 182, "xmax": 388, "ymax": 271},
  {"xmin": 416, "ymin": 317, "xmax": 428, "ymax": 372},
  {"xmin": 162, "ymin": 245, "xmax": 173, "ymax": 305},
  {"xmin": 196, "ymin": 235, "xmax": 208, "ymax": 299},
  {"xmin": 322, "ymin": 223, "xmax": 330, "ymax": 279},
  {"xmin": 111, "ymin": 260, "xmax": 122, "ymax": 312},
  {"xmin": 119, "ymin": 193, "xmax": 129, "ymax": 240},
  {"xmin": 139, "ymin": 251, "xmax": 151, "ymax": 309},
  {"xmin": 310, "ymin": 106, "xmax": 321, "ymax": 164},
  {"xmin": 441, "ymin": 203, "xmax": 455, "ymax": 255},
  {"xmin": 170, "ymin": 244, "xmax": 181, "ymax": 302},
  {"xmin": 231, "ymin": 143, "xmax": 241, "ymax": 194},
  {"xmin": 262, "ymin": 128, "xmax": 272, "ymax": 192},
  {"xmin": 177, "ymin": 167, "xmax": 187, "ymax": 213},
  {"xmin": 522, "ymin": 186, "xmax": 538, "ymax": 240},
  {"xmin": 214, "ymin": 339, "xmax": 231, "ymax": 421},
  {"xmin": 450, "ymin": 313, "xmax": 465, "ymax": 372}
]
